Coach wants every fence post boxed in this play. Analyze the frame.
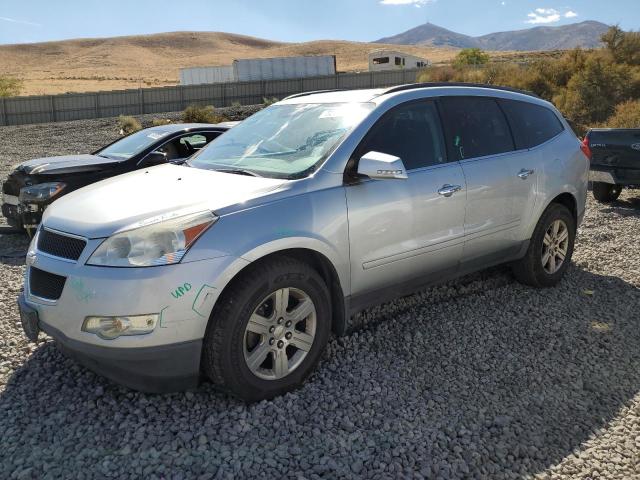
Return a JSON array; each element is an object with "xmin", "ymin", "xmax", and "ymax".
[
  {"xmin": 0, "ymin": 97, "xmax": 6, "ymax": 126},
  {"xmin": 139, "ymin": 88, "xmax": 145, "ymax": 115},
  {"xmin": 179, "ymin": 86, "xmax": 185, "ymax": 109},
  {"xmin": 94, "ymin": 93, "xmax": 100, "ymax": 118},
  {"xmin": 50, "ymin": 96, "xmax": 56, "ymax": 123}
]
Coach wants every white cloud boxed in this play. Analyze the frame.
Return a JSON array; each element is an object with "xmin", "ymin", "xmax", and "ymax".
[
  {"xmin": 526, "ymin": 8, "xmax": 561, "ymax": 24},
  {"xmin": 379, "ymin": 0, "xmax": 433, "ymax": 7},
  {"xmin": 525, "ymin": 7, "xmax": 579, "ymax": 24},
  {"xmin": 0, "ymin": 16, "xmax": 41, "ymax": 27}
]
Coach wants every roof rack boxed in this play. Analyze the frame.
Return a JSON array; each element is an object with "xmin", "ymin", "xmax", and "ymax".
[
  {"xmin": 380, "ymin": 82, "xmax": 540, "ymax": 99},
  {"xmin": 283, "ymin": 89, "xmax": 351, "ymax": 100}
]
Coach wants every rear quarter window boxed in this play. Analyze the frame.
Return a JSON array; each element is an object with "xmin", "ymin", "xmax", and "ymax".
[
  {"xmin": 439, "ymin": 96, "xmax": 514, "ymax": 161},
  {"xmin": 499, "ymin": 99, "xmax": 564, "ymax": 149}
]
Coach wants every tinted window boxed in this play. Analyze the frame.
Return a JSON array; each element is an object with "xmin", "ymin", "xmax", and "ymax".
[
  {"xmin": 439, "ymin": 96, "xmax": 514, "ymax": 161},
  {"xmin": 499, "ymin": 99, "xmax": 564, "ymax": 149},
  {"xmin": 359, "ymin": 101, "xmax": 446, "ymax": 170}
]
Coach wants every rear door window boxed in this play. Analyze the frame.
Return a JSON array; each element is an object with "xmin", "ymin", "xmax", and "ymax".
[
  {"xmin": 439, "ymin": 96, "xmax": 514, "ymax": 161},
  {"xmin": 358, "ymin": 100, "xmax": 446, "ymax": 170},
  {"xmin": 499, "ymin": 99, "xmax": 564, "ymax": 149}
]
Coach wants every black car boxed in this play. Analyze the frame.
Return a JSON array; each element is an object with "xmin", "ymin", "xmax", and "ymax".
[
  {"xmin": 583, "ymin": 128, "xmax": 640, "ymax": 202},
  {"xmin": 2, "ymin": 122, "xmax": 235, "ymax": 231}
]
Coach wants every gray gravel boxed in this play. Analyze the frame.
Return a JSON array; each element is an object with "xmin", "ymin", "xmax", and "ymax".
[{"xmin": 1, "ymin": 116, "xmax": 640, "ymax": 479}]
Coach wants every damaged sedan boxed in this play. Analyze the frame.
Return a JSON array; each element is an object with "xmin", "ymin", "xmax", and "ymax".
[{"xmin": 2, "ymin": 122, "xmax": 234, "ymax": 233}]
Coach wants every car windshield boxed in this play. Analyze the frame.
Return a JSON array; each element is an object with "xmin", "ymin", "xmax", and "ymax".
[
  {"xmin": 98, "ymin": 128, "xmax": 172, "ymax": 160},
  {"xmin": 188, "ymin": 102, "xmax": 374, "ymax": 179}
]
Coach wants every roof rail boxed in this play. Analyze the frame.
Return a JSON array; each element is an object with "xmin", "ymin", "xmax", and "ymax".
[
  {"xmin": 380, "ymin": 82, "xmax": 540, "ymax": 99},
  {"xmin": 283, "ymin": 89, "xmax": 350, "ymax": 100}
]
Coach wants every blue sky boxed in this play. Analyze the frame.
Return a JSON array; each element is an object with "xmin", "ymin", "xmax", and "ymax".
[{"xmin": 0, "ymin": 0, "xmax": 638, "ymax": 45}]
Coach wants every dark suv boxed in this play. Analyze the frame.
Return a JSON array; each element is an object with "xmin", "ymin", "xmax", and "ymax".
[{"xmin": 2, "ymin": 122, "xmax": 233, "ymax": 232}]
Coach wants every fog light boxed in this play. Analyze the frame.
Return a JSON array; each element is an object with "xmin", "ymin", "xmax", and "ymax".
[{"xmin": 82, "ymin": 314, "xmax": 158, "ymax": 340}]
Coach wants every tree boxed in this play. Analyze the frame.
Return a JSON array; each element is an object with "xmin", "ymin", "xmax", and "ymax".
[
  {"xmin": 0, "ymin": 76, "xmax": 22, "ymax": 97},
  {"xmin": 602, "ymin": 25, "xmax": 640, "ymax": 65},
  {"xmin": 454, "ymin": 48, "xmax": 490, "ymax": 67}
]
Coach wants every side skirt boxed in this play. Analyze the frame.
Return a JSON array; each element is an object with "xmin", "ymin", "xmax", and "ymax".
[{"xmin": 340, "ymin": 240, "xmax": 529, "ymax": 333}]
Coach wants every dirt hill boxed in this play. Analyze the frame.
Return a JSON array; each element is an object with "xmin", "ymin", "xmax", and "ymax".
[{"xmin": 0, "ymin": 31, "xmax": 461, "ymax": 96}]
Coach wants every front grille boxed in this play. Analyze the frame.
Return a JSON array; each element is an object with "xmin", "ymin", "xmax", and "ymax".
[
  {"xmin": 29, "ymin": 267, "xmax": 67, "ymax": 300},
  {"xmin": 37, "ymin": 229, "xmax": 86, "ymax": 261}
]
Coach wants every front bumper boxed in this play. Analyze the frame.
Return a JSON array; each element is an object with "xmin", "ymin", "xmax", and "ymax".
[
  {"xmin": 19, "ymin": 293, "xmax": 201, "ymax": 392},
  {"xmin": 21, "ymin": 229, "xmax": 250, "ymax": 392}
]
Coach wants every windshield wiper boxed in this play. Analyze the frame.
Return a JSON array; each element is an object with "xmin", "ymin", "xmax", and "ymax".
[{"xmin": 214, "ymin": 168, "xmax": 262, "ymax": 177}]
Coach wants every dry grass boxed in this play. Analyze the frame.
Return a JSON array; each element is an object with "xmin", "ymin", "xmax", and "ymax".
[{"xmin": 0, "ymin": 31, "xmax": 530, "ymax": 96}]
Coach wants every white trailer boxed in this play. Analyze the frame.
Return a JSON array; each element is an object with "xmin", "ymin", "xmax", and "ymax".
[
  {"xmin": 179, "ymin": 55, "xmax": 337, "ymax": 86},
  {"xmin": 368, "ymin": 50, "xmax": 430, "ymax": 72},
  {"xmin": 233, "ymin": 55, "xmax": 336, "ymax": 82},
  {"xmin": 179, "ymin": 66, "xmax": 235, "ymax": 85}
]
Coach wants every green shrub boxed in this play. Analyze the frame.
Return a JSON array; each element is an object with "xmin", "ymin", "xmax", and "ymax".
[
  {"xmin": 182, "ymin": 104, "xmax": 226, "ymax": 123},
  {"xmin": 262, "ymin": 97, "xmax": 279, "ymax": 106},
  {"xmin": 601, "ymin": 99, "xmax": 640, "ymax": 128},
  {"xmin": 0, "ymin": 76, "xmax": 23, "ymax": 97},
  {"xmin": 554, "ymin": 56, "xmax": 633, "ymax": 125},
  {"xmin": 117, "ymin": 115, "xmax": 142, "ymax": 135},
  {"xmin": 602, "ymin": 25, "xmax": 640, "ymax": 65},
  {"xmin": 454, "ymin": 48, "xmax": 490, "ymax": 67},
  {"xmin": 151, "ymin": 118, "xmax": 172, "ymax": 127}
]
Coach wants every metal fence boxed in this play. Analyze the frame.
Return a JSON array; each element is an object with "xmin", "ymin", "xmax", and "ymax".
[{"xmin": 0, "ymin": 68, "xmax": 423, "ymax": 127}]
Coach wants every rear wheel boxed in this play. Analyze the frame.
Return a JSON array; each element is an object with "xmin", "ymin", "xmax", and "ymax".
[
  {"xmin": 592, "ymin": 182, "xmax": 622, "ymax": 203},
  {"xmin": 202, "ymin": 256, "xmax": 331, "ymax": 402},
  {"xmin": 512, "ymin": 203, "xmax": 576, "ymax": 288}
]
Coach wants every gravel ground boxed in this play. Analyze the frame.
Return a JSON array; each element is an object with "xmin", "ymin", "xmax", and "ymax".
[{"xmin": 0, "ymin": 116, "xmax": 639, "ymax": 479}]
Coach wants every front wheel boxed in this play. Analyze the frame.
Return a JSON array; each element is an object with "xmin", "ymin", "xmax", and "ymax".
[
  {"xmin": 201, "ymin": 256, "xmax": 331, "ymax": 402},
  {"xmin": 592, "ymin": 182, "xmax": 622, "ymax": 203},
  {"xmin": 512, "ymin": 203, "xmax": 576, "ymax": 288}
]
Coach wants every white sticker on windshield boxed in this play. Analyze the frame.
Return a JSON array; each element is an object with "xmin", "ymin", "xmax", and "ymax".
[{"xmin": 148, "ymin": 132, "xmax": 169, "ymax": 140}]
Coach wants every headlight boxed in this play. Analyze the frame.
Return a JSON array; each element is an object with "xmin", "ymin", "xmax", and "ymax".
[
  {"xmin": 19, "ymin": 182, "xmax": 66, "ymax": 202},
  {"xmin": 87, "ymin": 211, "xmax": 217, "ymax": 267},
  {"xmin": 82, "ymin": 314, "xmax": 159, "ymax": 340}
]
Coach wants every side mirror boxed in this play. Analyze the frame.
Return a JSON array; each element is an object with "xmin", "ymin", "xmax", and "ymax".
[
  {"xmin": 142, "ymin": 151, "xmax": 168, "ymax": 166},
  {"xmin": 357, "ymin": 151, "xmax": 408, "ymax": 180}
]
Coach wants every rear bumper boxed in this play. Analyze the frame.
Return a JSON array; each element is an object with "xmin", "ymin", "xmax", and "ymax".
[
  {"xmin": 19, "ymin": 293, "xmax": 202, "ymax": 393},
  {"xmin": 590, "ymin": 166, "xmax": 640, "ymax": 186}
]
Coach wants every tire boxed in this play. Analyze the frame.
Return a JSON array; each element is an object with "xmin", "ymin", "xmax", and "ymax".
[
  {"xmin": 512, "ymin": 203, "xmax": 576, "ymax": 288},
  {"xmin": 592, "ymin": 182, "xmax": 622, "ymax": 203},
  {"xmin": 202, "ymin": 256, "xmax": 331, "ymax": 402}
]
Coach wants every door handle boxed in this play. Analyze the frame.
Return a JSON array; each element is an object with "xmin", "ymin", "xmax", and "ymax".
[
  {"xmin": 517, "ymin": 168, "xmax": 535, "ymax": 179},
  {"xmin": 437, "ymin": 184, "xmax": 463, "ymax": 197}
]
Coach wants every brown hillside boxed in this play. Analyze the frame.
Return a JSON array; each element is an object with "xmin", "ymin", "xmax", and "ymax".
[{"xmin": 0, "ymin": 31, "xmax": 466, "ymax": 96}]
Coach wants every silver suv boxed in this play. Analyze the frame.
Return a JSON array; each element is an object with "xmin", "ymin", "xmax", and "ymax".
[{"xmin": 18, "ymin": 84, "xmax": 589, "ymax": 401}]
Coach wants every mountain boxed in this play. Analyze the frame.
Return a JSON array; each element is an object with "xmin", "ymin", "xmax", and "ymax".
[
  {"xmin": 376, "ymin": 23, "xmax": 478, "ymax": 49},
  {"xmin": 0, "ymin": 32, "xmax": 459, "ymax": 96},
  {"xmin": 375, "ymin": 20, "xmax": 610, "ymax": 51}
]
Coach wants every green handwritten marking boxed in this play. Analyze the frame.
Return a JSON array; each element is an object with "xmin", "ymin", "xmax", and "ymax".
[
  {"xmin": 69, "ymin": 278, "xmax": 95, "ymax": 303},
  {"xmin": 159, "ymin": 306, "xmax": 169, "ymax": 328},
  {"xmin": 192, "ymin": 284, "xmax": 215, "ymax": 318},
  {"xmin": 170, "ymin": 282, "xmax": 192, "ymax": 299},
  {"xmin": 275, "ymin": 228, "xmax": 296, "ymax": 237}
]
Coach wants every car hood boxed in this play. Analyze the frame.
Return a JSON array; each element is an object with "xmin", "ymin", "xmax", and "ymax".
[
  {"xmin": 16, "ymin": 154, "xmax": 121, "ymax": 175},
  {"xmin": 42, "ymin": 164, "xmax": 287, "ymax": 238}
]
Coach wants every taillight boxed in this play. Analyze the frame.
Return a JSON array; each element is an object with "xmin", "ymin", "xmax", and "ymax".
[{"xmin": 580, "ymin": 135, "xmax": 592, "ymax": 160}]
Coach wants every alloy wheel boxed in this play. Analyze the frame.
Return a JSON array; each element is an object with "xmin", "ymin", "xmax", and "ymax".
[
  {"xmin": 243, "ymin": 287, "xmax": 317, "ymax": 380},
  {"xmin": 541, "ymin": 219, "xmax": 569, "ymax": 274}
]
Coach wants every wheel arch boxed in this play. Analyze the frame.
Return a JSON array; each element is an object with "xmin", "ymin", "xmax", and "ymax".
[
  {"xmin": 527, "ymin": 190, "xmax": 578, "ymax": 238},
  {"xmin": 211, "ymin": 247, "xmax": 348, "ymax": 336}
]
